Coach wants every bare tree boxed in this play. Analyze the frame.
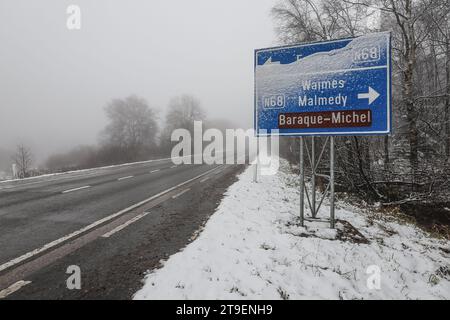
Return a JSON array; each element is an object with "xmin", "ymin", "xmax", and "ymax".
[
  {"xmin": 342, "ymin": 0, "xmax": 449, "ymax": 169},
  {"xmin": 272, "ymin": 0, "xmax": 370, "ymax": 43},
  {"xmin": 160, "ymin": 94, "xmax": 206, "ymax": 155},
  {"xmin": 427, "ymin": 8, "xmax": 450, "ymax": 160},
  {"xmin": 102, "ymin": 95, "xmax": 159, "ymax": 162},
  {"xmin": 12, "ymin": 144, "xmax": 32, "ymax": 178},
  {"xmin": 164, "ymin": 94, "xmax": 206, "ymax": 131}
]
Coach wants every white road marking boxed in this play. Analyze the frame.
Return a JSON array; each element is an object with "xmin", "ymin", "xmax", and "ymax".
[
  {"xmin": 172, "ymin": 188, "xmax": 190, "ymax": 199},
  {"xmin": 170, "ymin": 165, "xmax": 177, "ymax": 169},
  {"xmin": 150, "ymin": 169, "xmax": 160, "ymax": 173},
  {"xmin": 0, "ymin": 280, "xmax": 31, "ymax": 299},
  {"xmin": 102, "ymin": 212, "xmax": 150, "ymax": 238},
  {"xmin": 117, "ymin": 175, "xmax": 134, "ymax": 181},
  {"xmin": 200, "ymin": 177, "xmax": 210, "ymax": 183},
  {"xmin": 0, "ymin": 165, "xmax": 223, "ymax": 274},
  {"xmin": 61, "ymin": 186, "xmax": 91, "ymax": 194}
]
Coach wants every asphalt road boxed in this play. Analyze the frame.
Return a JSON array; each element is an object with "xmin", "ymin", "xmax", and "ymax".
[{"xmin": 0, "ymin": 159, "xmax": 244, "ymax": 299}]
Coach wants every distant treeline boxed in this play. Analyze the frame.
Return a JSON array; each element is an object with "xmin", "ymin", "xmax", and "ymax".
[{"xmin": 44, "ymin": 94, "xmax": 235, "ymax": 172}]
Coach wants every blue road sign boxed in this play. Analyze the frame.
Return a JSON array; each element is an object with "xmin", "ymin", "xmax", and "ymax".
[{"xmin": 254, "ymin": 32, "xmax": 391, "ymax": 136}]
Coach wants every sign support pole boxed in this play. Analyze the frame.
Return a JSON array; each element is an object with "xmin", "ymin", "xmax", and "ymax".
[
  {"xmin": 330, "ymin": 136, "xmax": 335, "ymax": 228},
  {"xmin": 253, "ymin": 136, "xmax": 259, "ymax": 183},
  {"xmin": 299, "ymin": 137, "xmax": 304, "ymax": 227},
  {"xmin": 298, "ymin": 136, "xmax": 336, "ymax": 228},
  {"xmin": 311, "ymin": 136, "xmax": 316, "ymax": 218}
]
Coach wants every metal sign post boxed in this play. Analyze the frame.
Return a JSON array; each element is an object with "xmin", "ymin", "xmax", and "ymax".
[
  {"xmin": 299, "ymin": 137, "xmax": 304, "ymax": 227},
  {"xmin": 330, "ymin": 136, "xmax": 335, "ymax": 228},
  {"xmin": 299, "ymin": 136, "xmax": 335, "ymax": 228},
  {"xmin": 253, "ymin": 136, "xmax": 259, "ymax": 183},
  {"xmin": 254, "ymin": 32, "xmax": 392, "ymax": 229}
]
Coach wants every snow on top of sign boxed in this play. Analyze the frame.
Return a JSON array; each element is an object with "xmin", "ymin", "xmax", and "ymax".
[
  {"xmin": 258, "ymin": 32, "xmax": 387, "ymax": 73},
  {"xmin": 256, "ymin": 33, "xmax": 388, "ymax": 94}
]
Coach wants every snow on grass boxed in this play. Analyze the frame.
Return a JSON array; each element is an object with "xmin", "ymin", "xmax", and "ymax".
[{"xmin": 134, "ymin": 159, "xmax": 450, "ymax": 300}]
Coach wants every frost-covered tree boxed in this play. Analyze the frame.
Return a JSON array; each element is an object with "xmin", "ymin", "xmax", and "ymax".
[
  {"xmin": 101, "ymin": 95, "xmax": 159, "ymax": 162},
  {"xmin": 160, "ymin": 94, "xmax": 206, "ymax": 155},
  {"xmin": 12, "ymin": 144, "xmax": 32, "ymax": 178}
]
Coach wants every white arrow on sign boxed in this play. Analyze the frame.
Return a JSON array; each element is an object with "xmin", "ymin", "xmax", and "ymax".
[{"xmin": 358, "ymin": 86, "xmax": 380, "ymax": 105}]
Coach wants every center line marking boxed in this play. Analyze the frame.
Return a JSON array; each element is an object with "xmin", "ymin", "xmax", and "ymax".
[
  {"xmin": 150, "ymin": 169, "xmax": 160, "ymax": 173},
  {"xmin": 200, "ymin": 177, "xmax": 210, "ymax": 183},
  {"xmin": 118, "ymin": 176, "xmax": 134, "ymax": 181},
  {"xmin": 0, "ymin": 280, "xmax": 31, "ymax": 299},
  {"xmin": 172, "ymin": 188, "xmax": 190, "ymax": 199},
  {"xmin": 102, "ymin": 212, "xmax": 150, "ymax": 238},
  {"xmin": 62, "ymin": 185, "xmax": 91, "ymax": 194}
]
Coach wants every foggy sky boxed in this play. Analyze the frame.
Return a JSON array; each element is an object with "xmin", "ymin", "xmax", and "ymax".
[{"xmin": 0, "ymin": 0, "xmax": 276, "ymax": 163}]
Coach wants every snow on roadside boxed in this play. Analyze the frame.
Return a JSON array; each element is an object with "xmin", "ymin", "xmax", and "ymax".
[{"xmin": 134, "ymin": 159, "xmax": 450, "ymax": 300}]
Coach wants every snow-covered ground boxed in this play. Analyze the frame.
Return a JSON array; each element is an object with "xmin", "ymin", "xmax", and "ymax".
[{"xmin": 134, "ymin": 159, "xmax": 449, "ymax": 300}]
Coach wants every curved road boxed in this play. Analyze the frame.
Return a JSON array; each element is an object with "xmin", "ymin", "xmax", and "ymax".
[{"xmin": 0, "ymin": 159, "xmax": 243, "ymax": 299}]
